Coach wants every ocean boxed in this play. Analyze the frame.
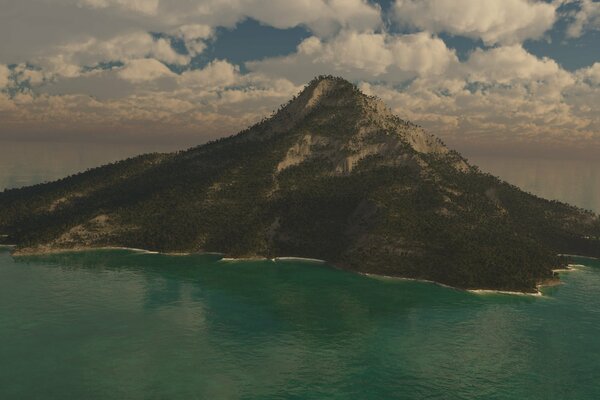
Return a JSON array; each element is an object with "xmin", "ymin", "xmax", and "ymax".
[
  {"xmin": 1, "ymin": 141, "xmax": 599, "ymax": 398},
  {"xmin": 0, "ymin": 249, "xmax": 599, "ymax": 399}
]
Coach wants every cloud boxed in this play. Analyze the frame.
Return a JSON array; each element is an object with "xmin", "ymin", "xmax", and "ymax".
[
  {"xmin": 58, "ymin": 32, "xmax": 190, "ymax": 67},
  {"xmin": 78, "ymin": 0, "xmax": 160, "ymax": 15},
  {"xmin": 172, "ymin": 24, "xmax": 214, "ymax": 56},
  {"xmin": 117, "ymin": 59, "xmax": 175, "ymax": 83},
  {"xmin": 179, "ymin": 60, "xmax": 240, "ymax": 89},
  {"xmin": 22, "ymin": 31, "xmax": 191, "ymax": 83},
  {"xmin": 73, "ymin": 0, "xmax": 382, "ymax": 37},
  {"xmin": 566, "ymin": 0, "xmax": 600, "ymax": 37},
  {"xmin": 247, "ymin": 31, "xmax": 458, "ymax": 83},
  {"xmin": 0, "ymin": 60, "xmax": 302, "ymax": 144},
  {"xmin": 390, "ymin": 32, "xmax": 459, "ymax": 76},
  {"xmin": 466, "ymin": 45, "xmax": 574, "ymax": 90},
  {"xmin": 239, "ymin": 0, "xmax": 383, "ymax": 36},
  {"xmin": 393, "ymin": 0, "xmax": 557, "ymax": 45},
  {"xmin": 0, "ymin": 65, "xmax": 10, "ymax": 88},
  {"xmin": 0, "ymin": 0, "xmax": 598, "ymax": 158},
  {"xmin": 577, "ymin": 62, "xmax": 600, "ymax": 85}
]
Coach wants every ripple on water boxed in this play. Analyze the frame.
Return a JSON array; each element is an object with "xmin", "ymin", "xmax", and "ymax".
[{"xmin": 1, "ymin": 249, "xmax": 599, "ymax": 399}]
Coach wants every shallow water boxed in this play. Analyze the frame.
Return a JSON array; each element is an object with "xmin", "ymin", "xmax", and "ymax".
[{"xmin": 1, "ymin": 248, "xmax": 599, "ymax": 399}]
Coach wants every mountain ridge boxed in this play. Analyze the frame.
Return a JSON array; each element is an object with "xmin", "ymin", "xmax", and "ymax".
[{"xmin": 1, "ymin": 75, "xmax": 599, "ymax": 292}]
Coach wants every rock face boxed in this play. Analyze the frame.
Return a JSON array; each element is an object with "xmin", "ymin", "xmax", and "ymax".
[{"xmin": 1, "ymin": 76, "xmax": 599, "ymax": 292}]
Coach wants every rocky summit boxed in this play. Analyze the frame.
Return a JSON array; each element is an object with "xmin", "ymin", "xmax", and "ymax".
[{"xmin": 1, "ymin": 76, "xmax": 599, "ymax": 292}]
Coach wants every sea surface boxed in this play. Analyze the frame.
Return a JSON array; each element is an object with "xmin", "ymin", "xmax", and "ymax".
[
  {"xmin": 0, "ymin": 248, "xmax": 599, "ymax": 399},
  {"xmin": 1, "ymin": 142, "xmax": 600, "ymax": 398}
]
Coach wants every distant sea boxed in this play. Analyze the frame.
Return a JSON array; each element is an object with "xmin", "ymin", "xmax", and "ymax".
[
  {"xmin": 469, "ymin": 155, "xmax": 600, "ymax": 214},
  {"xmin": 1, "ymin": 141, "xmax": 599, "ymax": 399}
]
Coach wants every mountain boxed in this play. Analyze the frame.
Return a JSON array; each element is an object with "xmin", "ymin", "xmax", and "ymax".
[{"xmin": 1, "ymin": 76, "xmax": 599, "ymax": 292}]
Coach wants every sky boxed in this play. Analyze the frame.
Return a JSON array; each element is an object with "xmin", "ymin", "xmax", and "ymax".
[{"xmin": 0, "ymin": 0, "xmax": 599, "ymax": 158}]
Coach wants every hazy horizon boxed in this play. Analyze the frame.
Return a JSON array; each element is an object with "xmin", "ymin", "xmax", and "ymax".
[{"xmin": 1, "ymin": 140, "xmax": 598, "ymax": 215}]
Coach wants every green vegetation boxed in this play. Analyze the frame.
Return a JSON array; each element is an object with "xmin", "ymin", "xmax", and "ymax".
[{"xmin": 1, "ymin": 76, "xmax": 598, "ymax": 292}]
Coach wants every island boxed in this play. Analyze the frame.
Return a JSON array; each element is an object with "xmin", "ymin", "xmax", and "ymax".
[{"xmin": 1, "ymin": 76, "xmax": 599, "ymax": 293}]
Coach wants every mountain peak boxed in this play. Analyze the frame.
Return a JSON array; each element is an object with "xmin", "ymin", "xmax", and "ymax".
[
  {"xmin": 306, "ymin": 75, "xmax": 355, "ymax": 92},
  {"xmin": 262, "ymin": 76, "xmax": 451, "ymax": 160},
  {"xmin": 286, "ymin": 75, "xmax": 360, "ymax": 115}
]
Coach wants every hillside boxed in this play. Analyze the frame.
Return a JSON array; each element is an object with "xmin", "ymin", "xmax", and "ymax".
[{"xmin": 1, "ymin": 76, "xmax": 599, "ymax": 292}]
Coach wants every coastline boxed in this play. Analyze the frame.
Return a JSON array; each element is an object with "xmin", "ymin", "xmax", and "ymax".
[
  {"xmin": 11, "ymin": 246, "xmax": 163, "ymax": 256},
  {"xmin": 7, "ymin": 245, "xmax": 590, "ymax": 296},
  {"xmin": 559, "ymin": 254, "xmax": 599, "ymax": 261},
  {"xmin": 363, "ymin": 273, "xmax": 543, "ymax": 296},
  {"xmin": 361, "ymin": 272, "xmax": 460, "ymax": 291},
  {"xmin": 468, "ymin": 288, "xmax": 543, "ymax": 297},
  {"xmin": 273, "ymin": 257, "xmax": 326, "ymax": 264}
]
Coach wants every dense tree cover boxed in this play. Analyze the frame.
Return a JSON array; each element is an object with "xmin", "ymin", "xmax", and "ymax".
[{"xmin": 1, "ymin": 76, "xmax": 598, "ymax": 292}]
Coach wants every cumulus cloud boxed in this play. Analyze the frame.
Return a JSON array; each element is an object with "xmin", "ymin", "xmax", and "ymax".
[
  {"xmin": 117, "ymin": 59, "xmax": 175, "ymax": 83},
  {"xmin": 467, "ymin": 46, "xmax": 560, "ymax": 82},
  {"xmin": 247, "ymin": 31, "xmax": 458, "ymax": 83},
  {"xmin": 356, "ymin": 44, "xmax": 600, "ymax": 155},
  {"xmin": 390, "ymin": 32, "xmax": 459, "ymax": 76},
  {"xmin": 0, "ymin": 70, "xmax": 301, "ymax": 144},
  {"xmin": 179, "ymin": 60, "xmax": 240, "ymax": 89},
  {"xmin": 58, "ymin": 32, "xmax": 190, "ymax": 67},
  {"xmin": 21, "ymin": 32, "xmax": 191, "ymax": 84},
  {"xmin": 78, "ymin": 0, "xmax": 160, "ymax": 15},
  {"xmin": 0, "ymin": 0, "xmax": 599, "ymax": 157},
  {"xmin": 172, "ymin": 24, "xmax": 214, "ymax": 56},
  {"xmin": 577, "ymin": 62, "xmax": 600, "ymax": 85},
  {"xmin": 0, "ymin": 65, "xmax": 10, "ymax": 88},
  {"xmin": 73, "ymin": 0, "xmax": 382, "ymax": 37},
  {"xmin": 566, "ymin": 0, "xmax": 600, "ymax": 37},
  {"xmin": 394, "ymin": 0, "xmax": 557, "ymax": 45}
]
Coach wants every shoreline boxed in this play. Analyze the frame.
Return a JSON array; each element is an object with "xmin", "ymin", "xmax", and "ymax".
[
  {"xmin": 559, "ymin": 253, "xmax": 599, "ymax": 261},
  {"xmin": 7, "ymin": 245, "xmax": 590, "ymax": 296},
  {"xmin": 467, "ymin": 288, "xmax": 543, "ymax": 297},
  {"xmin": 362, "ymin": 273, "xmax": 543, "ymax": 296},
  {"xmin": 273, "ymin": 256, "xmax": 326, "ymax": 264},
  {"xmin": 11, "ymin": 246, "xmax": 163, "ymax": 256},
  {"xmin": 360, "ymin": 272, "xmax": 459, "ymax": 291}
]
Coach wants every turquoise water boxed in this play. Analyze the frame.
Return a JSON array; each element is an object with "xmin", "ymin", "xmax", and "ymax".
[{"xmin": 1, "ymin": 247, "xmax": 599, "ymax": 399}]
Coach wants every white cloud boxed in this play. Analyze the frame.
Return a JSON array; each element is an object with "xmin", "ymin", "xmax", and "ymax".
[
  {"xmin": 577, "ymin": 62, "xmax": 600, "ymax": 85},
  {"xmin": 0, "ymin": 0, "xmax": 598, "ymax": 156},
  {"xmin": 394, "ymin": 0, "xmax": 557, "ymax": 45},
  {"xmin": 247, "ymin": 31, "xmax": 458, "ymax": 83},
  {"xmin": 78, "ymin": 0, "xmax": 160, "ymax": 15},
  {"xmin": 179, "ymin": 60, "xmax": 240, "ymax": 89},
  {"xmin": 59, "ymin": 32, "xmax": 189, "ymax": 66},
  {"xmin": 355, "ymin": 44, "xmax": 600, "ymax": 155},
  {"xmin": 117, "ymin": 59, "xmax": 175, "ymax": 83},
  {"xmin": 320, "ymin": 31, "xmax": 393, "ymax": 75},
  {"xmin": 172, "ymin": 24, "xmax": 214, "ymax": 56},
  {"xmin": 258, "ymin": 0, "xmax": 382, "ymax": 36},
  {"xmin": 566, "ymin": 0, "xmax": 600, "ymax": 37},
  {"xmin": 74, "ymin": 0, "xmax": 382, "ymax": 37},
  {"xmin": 0, "ymin": 70, "xmax": 301, "ymax": 144},
  {"xmin": 466, "ymin": 45, "xmax": 570, "ymax": 83},
  {"xmin": 0, "ymin": 65, "xmax": 10, "ymax": 88},
  {"xmin": 390, "ymin": 32, "xmax": 458, "ymax": 76},
  {"xmin": 24, "ymin": 32, "xmax": 190, "ymax": 83}
]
